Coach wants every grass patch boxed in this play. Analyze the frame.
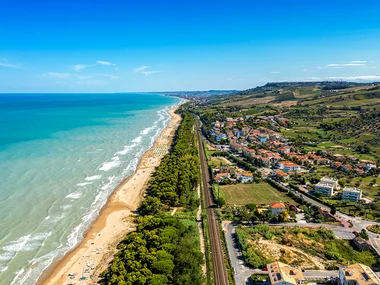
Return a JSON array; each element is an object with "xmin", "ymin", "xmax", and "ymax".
[{"xmin": 220, "ymin": 182, "xmax": 296, "ymax": 205}]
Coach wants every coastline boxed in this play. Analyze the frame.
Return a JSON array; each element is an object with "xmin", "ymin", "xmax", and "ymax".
[{"xmin": 38, "ymin": 104, "xmax": 182, "ymax": 285}]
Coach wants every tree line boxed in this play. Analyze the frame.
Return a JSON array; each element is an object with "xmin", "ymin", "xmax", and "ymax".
[{"xmin": 99, "ymin": 112, "xmax": 204, "ymax": 285}]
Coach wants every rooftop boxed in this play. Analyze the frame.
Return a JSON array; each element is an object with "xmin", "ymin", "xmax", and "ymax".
[
  {"xmin": 267, "ymin": 261, "xmax": 304, "ymax": 285},
  {"xmin": 270, "ymin": 202, "xmax": 285, "ymax": 209},
  {"xmin": 341, "ymin": 263, "xmax": 380, "ymax": 285},
  {"xmin": 343, "ymin": 187, "xmax": 362, "ymax": 193}
]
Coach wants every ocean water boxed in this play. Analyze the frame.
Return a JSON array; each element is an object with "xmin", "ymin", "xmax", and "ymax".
[{"xmin": 0, "ymin": 93, "xmax": 180, "ymax": 285}]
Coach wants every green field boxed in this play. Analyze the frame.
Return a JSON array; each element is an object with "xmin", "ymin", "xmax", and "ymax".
[
  {"xmin": 220, "ymin": 182, "xmax": 296, "ymax": 205},
  {"xmin": 210, "ymin": 156, "xmax": 232, "ymax": 167}
]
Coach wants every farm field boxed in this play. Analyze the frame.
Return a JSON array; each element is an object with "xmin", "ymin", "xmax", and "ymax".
[{"xmin": 220, "ymin": 182, "xmax": 296, "ymax": 205}]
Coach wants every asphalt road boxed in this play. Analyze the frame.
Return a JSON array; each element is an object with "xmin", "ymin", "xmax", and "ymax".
[{"xmin": 195, "ymin": 117, "xmax": 229, "ymax": 285}]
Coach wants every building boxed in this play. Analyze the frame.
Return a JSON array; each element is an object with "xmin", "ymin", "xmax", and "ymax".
[
  {"xmin": 277, "ymin": 161, "xmax": 301, "ymax": 172},
  {"xmin": 352, "ymin": 236, "xmax": 371, "ymax": 252},
  {"xmin": 213, "ymin": 173, "xmax": 230, "ymax": 183},
  {"xmin": 314, "ymin": 177, "xmax": 338, "ymax": 197},
  {"xmin": 236, "ymin": 172, "xmax": 253, "ymax": 183},
  {"xmin": 269, "ymin": 202, "xmax": 286, "ymax": 215},
  {"xmin": 342, "ymin": 187, "xmax": 362, "ymax": 202},
  {"xmin": 274, "ymin": 169, "xmax": 290, "ymax": 180},
  {"xmin": 212, "ymin": 132, "xmax": 227, "ymax": 142},
  {"xmin": 314, "ymin": 182, "xmax": 334, "ymax": 197},
  {"xmin": 277, "ymin": 146, "xmax": 291, "ymax": 154},
  {"xmin": 339, "ymin": 263, "xmax": 380, "ymax": 285},
  {"xmin": 258, "ymin": 135, "xmax": 268, "ymax": 143},
  {"xmin": 320, "ymin": 177, "xmax": 338, "ymax": 189},
  {"xmin": 267, "ymin": 262, "xmax": 304, "ymax": 285},
  {"xmin": 233, "ymin": 129, "xmax": 246, "ymax": 137}
]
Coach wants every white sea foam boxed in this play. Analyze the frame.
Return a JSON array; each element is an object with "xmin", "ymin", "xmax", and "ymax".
[
  {"xmin": 99, "ymin": 159, "xmax": 121, "ymax": 171},
  {"xmin": 2, "ymin": 234, "xmax": 31, "ymax": 253},
  {"xmin": 76, "ymin": 182, "xmax": 92, "ymax": 187},
  {"xmin": 0, "ymin": 252, "xmax": 13, "ymax": 261},
  {"xmin": 66, "ymin": 191, "xmax": 83, "ymax": 199},
  {"xmin": 1, "ymin": 232, "xmax": 51, "ymax": 259},
  {"xmin": 85, "ymin": 175, "xmax": 102, "ymax": 181},
  {"xmin": 0, "ymin": 266, "xmax": 8, "ymax": 272},
  {"xmin": 60, "ymin": 204, "xmax": 73, "ymax": 211},
  {"xmin": 132, "ymin": 136, "xmax": 142, "ymax": 144},
  {"xmin": 100, "ymin": 176, "xmax": 116, "ymax": 191},
  {"xmin": 140, "ymin": 126, "xmax": 155, "ymax": 135}
]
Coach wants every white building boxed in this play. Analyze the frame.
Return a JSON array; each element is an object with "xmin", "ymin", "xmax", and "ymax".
[
  {"xmin": 267, "ymin": 262, "xmax": 304, "ymax": 285},
  {"xmin": 314, "ymin": 182, "xmax": 334, "ymax": 197},
  {"xmin": 320, "ymin": 177, "xmax": 338, "ymax": 189},
  {"xmin": 339, "ymin": 263, "xmax": 380, "ymax": 285},
  {"xmin": 342, "ymin": 187, "xmax": 362, "ymax": 202},
  {"xmin": 269, "ymin": 202, "xmax": 286, "ymax": 215},
  {"xmin": 314, "ymin": 177, "xmax": 338, "ymax": 197}
]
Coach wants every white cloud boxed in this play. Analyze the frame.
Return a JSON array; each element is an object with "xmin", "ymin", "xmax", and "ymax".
[
  {"xmin": 326, "ymin": 75, "xmax": 380, "ymax": 81},
  {"xmin": 0, "ymin": 61, "xmax": 19, "ymax": 68},
  {"xmin": 270, "ymin": 71, "xmax": 280, "ymax": 74},
  {"xmin": 96, "ymin": 60, "xmax": 115, "ymax": 66},
  {"xmin": 327, "ymin": 61, "xmax": 368, "ymax": 68},
  {"xmin": 133, "ymin": 65, "xmax": 148, "ymax": 72},
  {"xmin": 46, "ymin": 72, "xmax": 72, "ymax": 78},
  {"xmin": 73, "ymin": 64, "xmax": 91, "ymax": 71},
  {"xmin": 327, "ymin": 63, "xmax": 366, "ymax": 67},
  {"xmin": 142, "ymin": 70, "xmax": 162, "ymax": 76}
]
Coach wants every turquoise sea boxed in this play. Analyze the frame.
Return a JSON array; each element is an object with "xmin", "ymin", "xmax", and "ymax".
[{"xmin": 0, "ymin": 93, "xmax": 180, "ymax": 285}]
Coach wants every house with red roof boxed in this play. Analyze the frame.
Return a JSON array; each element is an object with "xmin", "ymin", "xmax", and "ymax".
[
  {"xmin": 269, "ymin": 202, "xmax": 286, "ymax": 215},
  {"xmin": 277, "ymin": 161, "xmax": 301, "ymax": 172}
]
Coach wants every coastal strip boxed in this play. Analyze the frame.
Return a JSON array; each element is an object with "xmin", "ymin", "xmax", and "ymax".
[{"xmin": 38, "ymin": 106, "xmax": 182, "ymax": 285}]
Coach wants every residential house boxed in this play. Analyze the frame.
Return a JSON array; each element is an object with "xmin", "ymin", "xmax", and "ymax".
[
  {"xmin": 269, "ymin": 202, "xmax": 286, "ymax": 215},
  {"xmin": 341, "ymin": 164, "xmax": 353, "ymax": 172},
  {"xmin": 277, "ymin": 161, "xmax": 301, "ymax": 172},
  {"xmin": 342, "ymin": 187, "xmax": 362, "ymax": 202},
  {"xmin": 243, "ymin": 148, "xmax": 256, "ymax": 159},
  {"xmin": 236, "ymin": 172, "xmax": 253, "ymax": 183},
  {"xmin": 230, "ymin": 142, "xmax": 243, "ymax": 153},
  {"xmin": 339, "ymin": 263, "xmax": 380, "ymax": 285},
  {"xmin": 258, "ymin": 135, "xmax": 268, "ymax": 143},
  {"xmin": 213, "ymin": 173, "xmax": 230, "ymax": 183},
  {"xmin": 277, "ymin": 146, "xmax": 291, "ymax": 154},
  {"xmin": 274, "ymin": 169, "xmax": 290, "ymax": 180},
  {"xmin": 267, "ymin": 262, "xmax": 304, "ymax": 285},
  {"xmin": 333, "ymin": 154, "xmax": 346, "ymax": 162},
  {"xmin": 362, "ymin": 160, "xmax": 377, "ymax": 171},
  {"xmin": 233, "ymin": 129, "xmax": 246, "ymax": 137}
]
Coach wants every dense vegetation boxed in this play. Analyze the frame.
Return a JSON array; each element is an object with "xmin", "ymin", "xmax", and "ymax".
[
  {"xmin": 100, "ymin": 216, "xmax": 203, "ymax": 285},
  {"xmin": 236, "ymin": 225, "xmax": 377, "ymax": 269},
  {"xmin": 99, "ymin": 112, "xmax": 204, "ymax": 285},
  {"xmin": 146, "ymin": 113, "xmax": 200, "ymax": 209}
]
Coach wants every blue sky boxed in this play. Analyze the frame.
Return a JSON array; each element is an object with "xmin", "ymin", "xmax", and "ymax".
[{"xmin": 1, "ymin": 0, "xmax": 380, "ymax": 92}]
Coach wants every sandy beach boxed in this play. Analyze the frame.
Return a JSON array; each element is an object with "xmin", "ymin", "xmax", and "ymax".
[{"xmin": 39, "ymin": 107, "xmax": 182, "ymax": 285}]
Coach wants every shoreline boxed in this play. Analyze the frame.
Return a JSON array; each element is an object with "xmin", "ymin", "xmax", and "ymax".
[{"xmin": 38, "ymin": 104, "xmax": 182, "ymax": 285}]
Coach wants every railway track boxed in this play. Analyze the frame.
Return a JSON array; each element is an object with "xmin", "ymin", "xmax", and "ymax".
[{"xmin": 195, "ymin": 117, "xmax": 229, "ymax": 285}]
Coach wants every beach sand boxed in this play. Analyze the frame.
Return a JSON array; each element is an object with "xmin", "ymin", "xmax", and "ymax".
[{"xmin": 39, "ymin": 107, "xmax": 182, "ymax": 285}]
